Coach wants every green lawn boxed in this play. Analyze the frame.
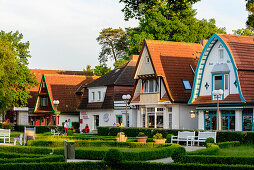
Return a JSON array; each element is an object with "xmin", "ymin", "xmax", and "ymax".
[{"xmin": 219, "ymin": 145, "xmax": 254, "ymax": 157}]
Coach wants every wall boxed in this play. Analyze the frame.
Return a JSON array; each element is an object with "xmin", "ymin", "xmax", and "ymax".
[
  {"xmin": 17, "ymin": 111, "xmax": 29, "ymax": 125},
  {"xmin": 59, "ymin": 114, "xmax": 79, "ymax": 127},
  {"xmin": 179, "ymin": 104, "xmax": 198, "ymax": 129},
  {"xmin": 88, "ymin": 86, "xmax": 107, "ymax": 103}
]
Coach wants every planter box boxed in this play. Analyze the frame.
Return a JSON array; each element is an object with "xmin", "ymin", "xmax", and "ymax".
[
  {"xmin": 116, "ymin": 134, "xmax": 127, "ymax": 142},
  {"xmin": 136, "ymin": 136, "xmax": 148, "ymax": 143},
  {"xmin": 153, "ymin": 139, "xmax": 166, "ymax": 143}
]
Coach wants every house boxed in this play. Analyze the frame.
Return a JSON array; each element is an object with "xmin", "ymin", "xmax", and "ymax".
[
  {"xmin": 130, "ymin": 40, "xmax": 203, "ymax": 129},
  {"xmin": 189, "ymin": 33, "xmax": 254, "ymax": 131},
  {"xmin": 8, "ymin": 69, "xmax": 97, "ymax": 126},
  {"xmin": 78, "ymin": 55, "xmax": 138, "ymax": 132}
]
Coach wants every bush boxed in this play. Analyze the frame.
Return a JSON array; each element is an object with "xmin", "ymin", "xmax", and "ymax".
[
  {"xmin": 72, "ymin": 122, "xmax": 79, "ymax": 130},
  {"xmin": 14, "ymin": 125, "xmax": 63, "ymax": 133},
  {"xmin": 67, "ymin": 130, "xmax": 73, "ymax": 136},
  {"xmin": 153, "ymin": 133, "xmax": 163, "ymax": 139},
  {"xmin": 217, "ymin": 141, "xmax": 240, "ymax": 148},
  {"xmin": 205, "ymin": 137, "xmax": 215, "ymax": 147},
  {"xmin": 2, "ymin": 123, "xmax": 14, "ymax": 130},
  {"xmin": 104, "ymin": 149, "xmax": 123, "ymax": 166},
  {"xmin": 187, "ymin": 146, "xmax": 219, "ymax": 155},
  {"xmin": 166, "ymin": 134, "xmax": 173, "ymax": 143},
  {"xmin": 171, "ymin": 147, "xmax": 186, "ymax": 162},
  {"xmin": 0, "ymin": 155, "xmax": 65, "ymax": 164},
  {"xmin": 0, "ymin": 145, "xmax": 52, "ymax": 155}
]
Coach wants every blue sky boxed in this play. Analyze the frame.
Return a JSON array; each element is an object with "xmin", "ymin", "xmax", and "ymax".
[{"xmin": 0, "ymin": 0, "xmax": 248, "ymax": 70}]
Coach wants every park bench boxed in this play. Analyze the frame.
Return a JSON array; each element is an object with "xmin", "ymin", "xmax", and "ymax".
[
  {"xmin": 171, "ymin": 131, "xmax": 195, "ymax": 146},
  {"xmin": 14, "ymin": 134, "xmax": 23, "ymax": 146},
  {"xmin": 51, "ymin": 129, "xmax": 60, "ymax": 136},
  {"xmin": 192, "ymin": 131, "xmax": 216, "ymax": 146},
  {"xmin": 0, "ymin": 129, "xmax": 10, "ymax": 143}
]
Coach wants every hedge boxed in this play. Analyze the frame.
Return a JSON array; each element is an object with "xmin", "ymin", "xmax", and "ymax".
[
  {"xmin": 98, "ymin": 126, "xmax": 254, "ymax": 144},
  {"xmin": 217, "ymin": 141, "xmax": 240, "ymax": 148},
  {"xmin": 0, "ymin": 145, "xmax": 52, "ymax": 155},
  {"xmin": 187, "ymin": 147, "xmax": 219, "ymax": 155},
  {"xmin": 180, "ymin": 155, "xmax": 254, "ymax": 165},
  {"xmin": 0, "ymin": 155, "xmax": 65, "ymax": 164},
  {"xmin": 27, "ymin": 139, "xmax": 173, "ymax": 148},
  {"xmin": 14, "ymin": 125, "xmax": 63, "ymax": 134},
  {"xmin": 0, "ymin": 152, "xmax": 43, "ymax": 159}
]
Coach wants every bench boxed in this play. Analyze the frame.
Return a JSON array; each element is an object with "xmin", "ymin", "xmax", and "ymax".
[
  {"xmin": 51, "ymin": 129, "xmax": 60, "ymax": 136},
  {"xmin": 0, "ymin": 129, "xmax": 10, "ymax": 143},
  {"xmin": 193, "ymin": 131, "xmax": 216, "ymax": 146},
  {"xmin": 171, "ymin": 131, "xmax": 195, "ymax": 146},
  {"xmin": 14, "ymin": 134, "xmax": 23, "ymax": 146}
]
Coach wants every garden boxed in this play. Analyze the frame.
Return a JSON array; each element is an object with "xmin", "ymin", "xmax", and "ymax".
[{"xmin": 0, "ymin": 124, "xmax": 254, "ymax": 169}]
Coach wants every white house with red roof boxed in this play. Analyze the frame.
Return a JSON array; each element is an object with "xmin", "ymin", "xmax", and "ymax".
[
  {"xmin": 189, "ymin": 33, "xmax": 254, "ymax": 131},
  {"xmin": 130, "ymin": 40, "xmax": 203, "ymax": 129}
]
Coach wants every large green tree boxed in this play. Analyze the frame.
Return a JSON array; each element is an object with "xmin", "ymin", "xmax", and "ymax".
[
  {"xmin": 96, "ymin": 28, "xmax": 128, "ymax": 65},
  {"xmin": 120, "ymin": 0, "xmax": 226, "ymax": 55},
  {"xmin": 93, "ymin": 65, "xmax": 111, "ymax": 76},
  {"xmin": 0, "ymin": 31, "xmax": 38, "ymax": 116}
]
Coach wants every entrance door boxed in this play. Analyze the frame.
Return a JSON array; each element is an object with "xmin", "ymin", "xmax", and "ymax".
[
  {"xmin": 221, "ymin": 111, "xmax": 235, "ymax": 131},
  {"xmin": 243, "ymin": 108, "xmax": 253, "ymax": 131},
  {"xmin": 204, "ymin": 111, "xmax": 217, "ymax": 130},
  {"xmin": 148, "ymin": 115, "xmax": 155, "ymax": 128},
  {"xmin": 94, "ymin": 115, "xmax": 99, "ymax": 130}
]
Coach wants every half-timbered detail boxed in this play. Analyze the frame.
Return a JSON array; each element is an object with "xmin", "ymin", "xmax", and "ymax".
[
  {"xmin": 130, "ymin": 40, "xmax": 203, "ymax": 129},
  {"xmin": 189, "ymin": 33, "xmax": 254, "ymax": 131}
]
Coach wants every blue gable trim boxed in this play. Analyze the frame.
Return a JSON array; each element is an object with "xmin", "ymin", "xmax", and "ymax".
[{"xmin": 189, "ymin": 33, "xmax": 245, "ymax": 104}]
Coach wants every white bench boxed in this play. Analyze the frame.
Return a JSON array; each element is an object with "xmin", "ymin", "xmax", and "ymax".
[
  {"xmin": 51, "ymin": 129, "xmax": 60, "ymax": 136},
  {"xmin": 0, "ymin": 129, "xmax": 10, "ymax": 143},
  {"xmin": 171, "ymin": 131, "xmax": 195, "ymax": 146},
  {"xmin": 193, "ymin": 131, "xmax": 217, "ymax": 146},
  {"xmin": 14, "ymin": 134, "xmax": 23, "ymax": 146}
]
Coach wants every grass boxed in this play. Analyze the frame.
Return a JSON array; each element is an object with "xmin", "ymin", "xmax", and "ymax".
[{"xmin": 219, "ymin": 145, "xmax": 254, "ymax": 157}]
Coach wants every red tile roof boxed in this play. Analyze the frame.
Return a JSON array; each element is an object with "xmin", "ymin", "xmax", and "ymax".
[
  {"xmin": 144, "ymin": 40, "xmax": 202, "ymax": 103},
  {"xmin": 192, "ymin": 94, "xmax": 242, "ymax": 105}
]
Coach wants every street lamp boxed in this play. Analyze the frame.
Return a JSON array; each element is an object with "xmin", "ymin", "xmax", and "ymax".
[
  {"xmin": 122, "ymin": 94, "xmax": 131, "ymax": 127},
  {"xmin": 189, "ymin": 110, "xmax": 196, "ymax": 119},
  {"xmin": 212, "ymin": 89, "xmax": 223, "ymax": 131}
]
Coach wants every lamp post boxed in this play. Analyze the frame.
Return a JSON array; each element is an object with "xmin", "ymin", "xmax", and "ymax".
[
  {"xmin": 122, "ymin": 94, "xmax": 131, "ymax": 127},
  {"xmin": 53, "ymin": 100, "xmax": 60, "ymax": 126},
  {"xmin": 212, "ymin": 89, "xmax": 223, "ymax": 131}
]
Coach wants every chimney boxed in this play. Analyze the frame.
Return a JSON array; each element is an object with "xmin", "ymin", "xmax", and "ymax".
[{"xmin": 200, "ymin": 40, "xmax": 208, "ymax": 48}]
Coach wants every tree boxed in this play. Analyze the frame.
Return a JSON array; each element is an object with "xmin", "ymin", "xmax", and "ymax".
[
  {"xmin": 93, "ymin": 65, "xmax": 111, "ymax": 76},
  {"xmin": 122, "ymin": 1, "xmax": 225, "ymax": 55},
  {"xmin": 113, "ymin": 59, "xmax": 129, "ymax": 68},
  {"xmin": 96, "ymin": 28, "xmax": 128, "ymax": 64},
  {"xmin": 83, "ymin": 65, "xmax": 94, "ymax": 74},
  {"xmin": 233, "ymin": 28, "xmax": 254, "ymax": 36},
  {"xmin": 0, "ymin": 31, "xmax": 38, "ymax": 117},
  {"xmin": 246, "ymin": 0, "xmax": 254, "ymax": 30}
]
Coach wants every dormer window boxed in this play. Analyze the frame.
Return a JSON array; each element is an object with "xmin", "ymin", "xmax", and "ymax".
[
  {"xmin": 214, "ymin": 75, "xmax": 222, "ymax": 90},
  {"xmin": 146, "ymin": 56, "xmax": 150, "ymax": 63},
  {"xmin": 144, "ymin": 79, "xmax": 158, "ymax": 93},
  {"xmin": 98, "ymin": 91, "xmax": 101, "ymax": 101},
  {"xmin": 92, "ymin": 92, "xmax": 95, "ymax": 101},
  {"xmin": 41, "ymin": 97, "xmax": 48, "ymax": 107},
  {"xmin": 42, "ymin": 81, "xmax": 46, "ymax": 88},
  {"xmin": 219, "ymin": 49, "xmax": 224, "ymax": 59},
  {"xmin": 182, "ymin": 80, "xmax": 191, "ymax": 90}
]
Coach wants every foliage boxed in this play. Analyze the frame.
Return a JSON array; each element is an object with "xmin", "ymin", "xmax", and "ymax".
[
  {"xmin": 153, "ymin": 133, "xmax": 163, "ymax": 139},
  {"xmin": 0, "ymin": 31, "xmax": 38, "ymax": 116},
  {"xmin": 205, "ymin": 137, "xmax": 215, "ymax": 147},
  {"xmin": 72, "ymin": 122, "xmax": 80, "ymax": 130},
  {"xmin": 0, "ymin": 155, "xmax": 64, "ymax": 164},
  {"xmin": 0, "ymin": 145, "xmax": 52, "ymax": 154},
  {"xmin": 166, "ymin": 134, "xmax": 173, "ymax": 143},
  {"xmin": 233, "ymin": 28, "xmax": 254, "ymax": 36},
  {"xmin": 104, "ymin": 149, "xmax": 123, "ymax": 165},
  {"xmin": 113, "ymin": 59, "xmax": 129, "ymax": 68},
  {"xmin": 187, "ymin": 146, "xmax": 220, "ymax": 156},
  {"xmin": 137, "ymin": 132, "xmax": 146, "ymax": 137},
  {"xmin": 117, "ymin": 132, "xmax": 125, "ymax": 137},
  {"xmin": 67, "ymin": 130, "xmax": 73, "ymax": 136},
  {"xmin": 171, "ymin": 146, "xmax": 186, "ymax": 162},
  {"xmin": 96, "ymin": 27, "xmax": 128, "ymax": 64},
  {"xmin": 93, "ymin": 65, "xmax": 111, "ymax": 76},
  {"xmin": 2, "ymin": 123, "xmax": 14, "ymax": 130},
  {"xmin": 15, "ymin": 125, "xmax": 63, "ymax": 134},
  {"xmin": 120, "ymin": 0, "xmax": 225, "ymax": 55},
  {"xmin": 83, "ymin": 65, "xmax": 94, "ymax": 74},
  {"xmin": 216, "ymin": 141, "xmax": 240, "ymax": 149},
  {"xmin": 246, "ymin": 0, "xmax": 254, "ymax": 30}
]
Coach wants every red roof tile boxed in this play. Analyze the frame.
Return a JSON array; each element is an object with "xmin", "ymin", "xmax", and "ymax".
[
  {"xmin": 192, "ymin": 94, "xmax": 242, "ymax": 104},
  {"xmin": 145, "ymin": 40, "xmax": 202, "ymax": 103}
]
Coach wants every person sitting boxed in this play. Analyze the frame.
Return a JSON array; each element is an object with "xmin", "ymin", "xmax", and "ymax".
[{"xmin": 83, "ymin": 124, "xmax": 90, "ymax": 133}]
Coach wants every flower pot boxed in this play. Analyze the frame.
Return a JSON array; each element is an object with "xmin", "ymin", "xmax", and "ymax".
[
  {"xmin": 153, "ymin": 139, "xmax": 166, "ymax": 143},
  {"xmin": 116, "ymin": 135, "xmax": 127, "ymax": 142},
  {"xmin": 136, "ymin": 136, "xmax": 148, "ymax": 143}
]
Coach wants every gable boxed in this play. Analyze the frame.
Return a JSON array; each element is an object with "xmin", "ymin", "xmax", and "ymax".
[{"xmin": 189, "ymin": 34, "xmax": 245, "ymax": 104}]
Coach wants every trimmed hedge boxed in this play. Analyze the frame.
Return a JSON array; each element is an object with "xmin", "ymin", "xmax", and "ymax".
[
  {"xmin": 14, "ymin": 125, "xmax": 63, "ymax": 134},
  {"xmin": 0, "ymin": 145, "xmax": 52, "ymax": 154},
  {"xmin": 187, "ymin": 147, "xmax": 219, "ymax": 155},
  {"xmin": 98, "ymin": 126, "xmax": 254, "ymax": 144},
  {"xmin": 0, "ymin": 155, "xmax": 65, "ymax": 164},
  {"xmin": 0, "ymin": 152, "xmax": 43, "ymax": 158},
  {"xmin": 180, "ymin": 155, "xmax": 254, "ymax": 165},
  {"xmin": 217, "ymin": 141, "xmax": 240, "ymax": 148}
]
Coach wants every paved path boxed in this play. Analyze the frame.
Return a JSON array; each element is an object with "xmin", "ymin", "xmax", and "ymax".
[
  {"xmin": 67, "ymin": 159, "xmax": 101, "ymax": 162},
  {"xmin": 148, "ymin": 146, "xmax": 205, "ymax": 163}
]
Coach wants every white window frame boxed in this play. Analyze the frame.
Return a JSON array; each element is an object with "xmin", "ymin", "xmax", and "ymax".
[
  {"xmin": 225, "ymin": 74, "xmax": 229, "ymax": 90},
  {"xmin": 92, "ymin": 92, "xmax": 95, "ymax": 101},
  {"xmin": 219, "ymin": 49, "xmax": 224, "ymax": 59},
  {"xmin": 214, "ymin": 75, "xmax": 223, "ymax": 90},
  {"xmin": 146, "ymin": 56, "xmax": 150, "ymax": 64},
  {"xmin": 98, "ymin": 91, "xmax": 101, "ymax": 101},
  {"xmin": 41, "ymin": 97, "xmax": 48, "ymax": 107},
  {"xmin": 143, "ymin": 79, "xmax": 159, "ymax": 93},
  {"xmin": 182, "ymin": 80, "xmax": 191, "ymax": 90}
]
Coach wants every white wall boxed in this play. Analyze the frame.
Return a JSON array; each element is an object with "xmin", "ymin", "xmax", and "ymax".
[
  {"xmin": 199, "ymin": 41, "xmax": 239, "ymax": 98},
  {"xmin": 17, "ymin": 111, "xmax": 28, "ymax": 125},
  {"xmin": 235, "ymin": 110, "xmax": 242, "ymax": 131},
  {"xmin": 172, "ymin": 104, "xmax": 180, "ymax": 129},
  {"xmin": 198, "ymin": 110, "xmax": 204, "ymax": 130},
  {"xmin": 59, "ymin": 114, "xmax": 79, "ymax": 126},
  {"xmin": 88, "ymin": 86, "xmax": 107, "ymax": 103},
  {"xmin": 179, "ymin": 104, "xmax": 198, "ymax": 129}
]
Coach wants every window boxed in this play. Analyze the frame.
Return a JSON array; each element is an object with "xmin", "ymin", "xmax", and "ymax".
[
  {"xmin": 98, "ymin": 91, "xmax": 101, "ymax": 101},
  {"xmin": 214, "ymin": 75, "xmax": 222, "ymax": 90},
  {"xmin": 221, "ymin": 110, "xmax": 235, "ymax": 131},
  {"xmin": 42, "ymin": 81, "xmax": 46, "ymax": 88},
  {"xmin": 146, "ymin": 57, "xmax": 150, "ymax": 63},
  {"xmin": 225, "ymin": 74, "xmax": 229, "ymax": 90},
  {"xmin": 144, "ymin": 80, "xmax": 158, "ymax": 93},
  {"xmin": 219, "ymin": 49, "xmax": 224, "ymax": 59},
  {"xmin": 168, "ymin": 107, "xmax": 172, "ymax": 129},
  {"xmin": 41, "ymin": 97, "xmax": 48, "ymax": 107},
  {"xmin": 182, "ymin": 80, "xmax": 191, "ymax": 90},
  {"xmin": 92, "ymin": 92, "xmax": 95, "ymax": 101},
  {"xmin": 204, "ymin": 111, "xmax": 217, "ymax": 130}
]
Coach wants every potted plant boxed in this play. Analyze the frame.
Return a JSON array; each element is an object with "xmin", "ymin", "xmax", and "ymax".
[
  {"xmin": 153, "ymin": 133, "xmax": 166, "ymax": 143},
  {"xmin": 136, "ymin": 132, "xmax": 148, "ymax": 143},
  {"xmin": 116, "ymin": 132, "xmax": 127, "ymax": 142}
]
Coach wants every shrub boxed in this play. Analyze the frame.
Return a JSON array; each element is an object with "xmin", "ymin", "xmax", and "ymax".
[
  {"xmin": 153, "ymin": 133, "xmax": 163, "ymax": 139},
  {"xmin": 14, "ymin": 125, "xmax": 63, "ymax": 134},
  {"xmin": 166, "ymin": 134, "xmax": 173, "ymax": 143},
  {"xmin": 187, "ymin": 146, "xmax": 219, "ymax": 155},
  {"xmin": 137, "ymin": 132, "xmax": 146, "ymax": 137},
  {"xmin": 2, "ymin": 123, "xmax": 14, "ymax": 130},
  {"xmin": 0, "ymin": 145, "xmax": 52, "ymax": 155},
  {"xmin": 104, "ymin": 149, "xmax": 123, "ymax": 166},
  {"xmin": 205, "ymin": 137, "xmax": 215, "ymax": 147},
  {"xmin": 171, "ymin": 146, "xmax": 186, "ymax": 162},
  {"xmin": 216, "ymin": 141, "xmax": 240, "ymax": 148},
  {"xmin": 72, "ymin": 122, "xmax": 79, "ymax": 130},
  {"xmin": 67, "ymin": 130, "xmax": 73, "ymax": 136}
]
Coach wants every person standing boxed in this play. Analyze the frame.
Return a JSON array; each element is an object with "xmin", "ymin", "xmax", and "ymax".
[
  {"xmin": 64, "ymin": 120, "xmax": 69, "ymax": 136},
  {"xmin": 68, "ymin": 119, "xmax": 72, "ymax": 130}
]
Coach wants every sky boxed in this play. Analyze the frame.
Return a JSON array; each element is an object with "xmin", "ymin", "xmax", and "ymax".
[{"xmin": 0, "ymin": 0, "xmax": 248, "ymax": 71}]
